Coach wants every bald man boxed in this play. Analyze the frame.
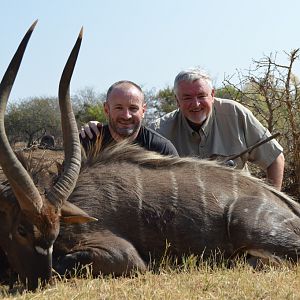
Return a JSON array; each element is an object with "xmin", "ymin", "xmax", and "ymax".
[{"xmin": 80, "ymin": 80, "xmax": 178, "ymax": 156}]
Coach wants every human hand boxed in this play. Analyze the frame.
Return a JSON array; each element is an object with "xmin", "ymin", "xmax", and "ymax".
[{"xmin": 80, "ymin": 121, "xmax": 102, "ymax": 140}]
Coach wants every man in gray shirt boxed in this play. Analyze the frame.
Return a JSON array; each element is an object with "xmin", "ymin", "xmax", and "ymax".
[{"xmin": 150, "ymin": 68, "xmax": 284, "ymax": 190}]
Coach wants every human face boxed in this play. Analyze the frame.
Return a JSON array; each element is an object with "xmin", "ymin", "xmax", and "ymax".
[
  {"xmin": 175, "ymin": 79, "xmax": 214, "ymax": 125},
  {"xmin": 104, "ymin": 84, "xmax": 146, "ymax": 141}
]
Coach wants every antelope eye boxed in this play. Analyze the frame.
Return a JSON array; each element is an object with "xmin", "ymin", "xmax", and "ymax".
[{"xmin": 17, "ymin": 225, "xmax": 27, "ymax": 238}]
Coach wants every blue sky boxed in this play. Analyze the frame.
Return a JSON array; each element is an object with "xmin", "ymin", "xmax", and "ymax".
[{"xmin": 1, "ymin": 0, "xmax": 300, "ymax": 101}]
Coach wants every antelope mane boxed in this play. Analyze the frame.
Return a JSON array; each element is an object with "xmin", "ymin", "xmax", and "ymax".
[{"xmin": 83, "ymin": 137, "xmax": 238, "ymax": 170}]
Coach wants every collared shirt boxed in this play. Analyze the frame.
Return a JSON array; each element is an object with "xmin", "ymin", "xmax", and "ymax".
[
  {"xmin": 149, "ymin": 98, "xmax": 283, "ymax": 170},
  {"xmin": 80, "ymin": 124, "xmax": 178, "ymax": 156}
]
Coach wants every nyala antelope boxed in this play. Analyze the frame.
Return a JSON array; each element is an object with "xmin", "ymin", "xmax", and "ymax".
[{"xmin": 1, "ymin": 21, "xmax": 300, "ymax": 291}]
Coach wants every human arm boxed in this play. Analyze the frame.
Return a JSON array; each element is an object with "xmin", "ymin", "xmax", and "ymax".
[
  {"xmin": 266, "ymin": 152, "xmax": 285, "ymax": 190},
  {"xmin": 140, "ymin": 127, "xmax": 179, "ymax": 156},
  {"xmin": 229, "ymin": 101, "xmax": 284, "ymax": 186},
  {"xmin": 160, "ymin": 140, "xmax": 179, "ymax": 156}
]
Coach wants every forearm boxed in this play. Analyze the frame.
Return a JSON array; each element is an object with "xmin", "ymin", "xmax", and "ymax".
[{"xmin": 266, "ymin": 153, "xmax": 285, "ymax": 190}]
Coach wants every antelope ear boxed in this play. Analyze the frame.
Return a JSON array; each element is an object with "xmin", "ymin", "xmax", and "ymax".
[{"xmin": 60, "ymin": 201, "xmax": 98, "ymax": 224}]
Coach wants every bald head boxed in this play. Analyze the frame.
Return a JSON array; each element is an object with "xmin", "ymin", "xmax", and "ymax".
[
  {"xmin": 104, "ymin": 80, "xmax": 146, "ymax": 141},
  {"xmin": 106, "ymin": 80, "xmax": 144, "ymax": 103}
]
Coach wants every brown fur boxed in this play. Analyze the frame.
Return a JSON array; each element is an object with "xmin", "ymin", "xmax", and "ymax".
[{"xmin": 53, "ymin": 141, "xmax": 300, "ymax": 277}]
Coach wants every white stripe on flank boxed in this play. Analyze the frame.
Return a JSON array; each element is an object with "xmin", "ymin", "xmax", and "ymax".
[
  {"xmin": 194, "ymin": 165, "xmax": 208, "ymax": 225},
  {"xmin": 134, "ymin": 167, "xmax": 144, "ymax": 210},
  {"xmin": 281, "ymin": 215, "xmax": 298, "ymax": 234},
  {"xmin": 135, "ymin": 167, "xmax": 146, "ymax": 247},
  {"xmin": 283, "ymin": 216, "xmax": 298, "ymax": 224},
  {"xmin": 169, "ymin": 170, "xmax": 178, "ymax": 208},
  {"xmin": 254, "ymin": 198, "xmax": 267, "ymax": 228},
  {"xmin": 231, "ymin": 171, "xmax": 239, "ymax": 202},
  {"xmin": 227, "ymin": 172, "xmax": 240, "ymax": 240},
  {"xmin": 107, "ymin": 184, "xmax": 118, "ymax": 211}
]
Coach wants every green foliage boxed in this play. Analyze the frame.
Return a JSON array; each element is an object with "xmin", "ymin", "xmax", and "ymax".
[
  {"xmin": 72, "ymin": 86, "xmax": 107, "ymax": 125},
  {"xmin": 75, "ymin": 103, "xmax": 106, "ymax": 125},
  {"xmin": 156, "ymin": 86, "xmax": 177, "ymax": 114},
  {"xmin": 215, "ymin": 85, "xmax": 242, "ymax": 100},
  {"xmin": 6, "ymin": 97, "xmax": 61, "ymax": 147},
  {"xmin": 5, "ymin": 87, "xmax": 107, "ymax": 148},
  {"xmin": 145, "ymin": 86, "xmax": 177, "ymax": 124}
]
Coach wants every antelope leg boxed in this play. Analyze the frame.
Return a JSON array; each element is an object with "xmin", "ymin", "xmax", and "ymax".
[{"xmin": 53, "ymin": 233, "xmax": 146, "ymax": 277}]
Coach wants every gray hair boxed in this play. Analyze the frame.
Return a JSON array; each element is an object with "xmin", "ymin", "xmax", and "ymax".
[{"xmin": 174, "ymin": 67, "xmax": 213, "ymax": 96}]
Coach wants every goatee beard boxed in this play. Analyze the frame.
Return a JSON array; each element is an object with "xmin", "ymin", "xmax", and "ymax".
[{"xmin": 116, "ymin": 127, "xmax": 135, "ymax": 137}]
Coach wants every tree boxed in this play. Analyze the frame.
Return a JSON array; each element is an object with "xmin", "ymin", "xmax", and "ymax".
[
  {"xmin": 145, "ymin": 86, "xmax": 177, "ymax": 125},
  {"xmin": 155, "ymin": 86, "xmax": 177, "ymax": 115},
  {"xmin": 223, "ymin": 49, "xmax": 300, "ymax": 196},
  {"xmin": 6, "ymin": 97, "xmax": 61, "ymax": 147},
  {"xmin": 215, "ymin": 85, "xmax": 242, "ymax": 100},
  {"xmin": 72, "ymin": 87, "xmax": 106, "ymax": 125}
]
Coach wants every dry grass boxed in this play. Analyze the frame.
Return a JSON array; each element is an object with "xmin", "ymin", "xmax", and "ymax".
[
  {"xmin": 0, "ymin": 260, "xmax": 300, "ymax": 300},
  {"xmin": 0, "ymin": 148, "xmax": 299, "ymax": 299},
  {"xmin": 0, "ymin": 148, "xmax": 64, "ymax": 182}
]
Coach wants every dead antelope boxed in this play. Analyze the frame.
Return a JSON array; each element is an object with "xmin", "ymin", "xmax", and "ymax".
[
  {"xmin": 52, "ymin": 139, "xmax": 300, "ymax": 276},
  {"xmin": 2, "ymin": 21, "xmax": 300, "ymax": 291}
]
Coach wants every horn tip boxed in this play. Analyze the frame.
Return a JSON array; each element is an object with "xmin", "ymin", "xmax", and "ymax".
[
  {"xmin": 30, "ymin": 19, "xmax": 38, "ymax": 31},
  {"xmin": 79, "ymin": 27, "xmax": 83, "ymax": 39}
]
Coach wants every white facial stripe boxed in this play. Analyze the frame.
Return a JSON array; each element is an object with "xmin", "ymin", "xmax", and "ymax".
[
  {"xmin": 35, "ymin": 246, "xmax": 46, "ymax": 256},
  {"xmin": 35, "ymin": 245, "xmax": 53, "ymax": 256}
]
